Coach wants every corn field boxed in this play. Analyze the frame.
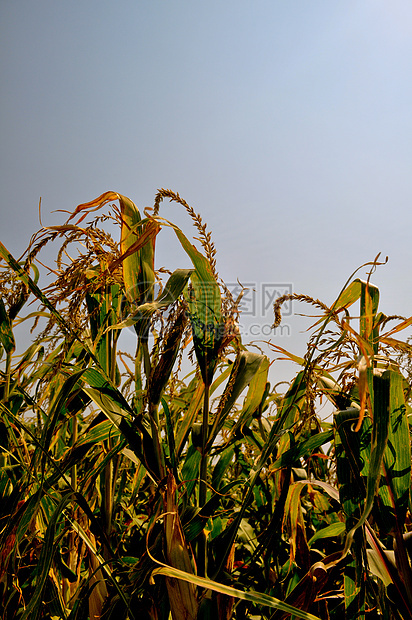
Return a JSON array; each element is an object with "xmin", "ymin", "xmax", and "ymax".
[{"xmin": 1, "ymin": 190, "xmax": 412, "ymax": 619}]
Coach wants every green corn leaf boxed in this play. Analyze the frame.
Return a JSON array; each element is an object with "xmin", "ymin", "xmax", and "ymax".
[
  {"xmin": 56, "ymin": 426, "xmax": 123, "ymax": 481},
  {"xmin": 377, "ymin": 369, "xmax": 411, "ymax": 533},
  {"xmin": 38, "ymin": 370, "xmax": 86, "ymax": 466},
  {"xmin": 175, "ymin": 381, "xmax": 205, "ymax": 457},
  {"xmin": 344, "ymin": 551, "xmax": 365, "ymax": 620},
  {"xmin": 228, "ymin": 355, "xmax": 269, "ymax": 437},
  {"xmin": 213, "ymin": 370, "xmax": 312, "ymax": 577},
  {"xmin": 173, "ymin": 226, "xmax": 224, "ymax": 386},
  {"xmin": 0, "ymin": 241, "xmax": 72, "ymax": 337},
  {"xmin": 272, "ymin": 430, "xmax": 334, "ymax": 471},
  {"xmin": 211, "ymin": 446, "xmax": 235, "ymax": 491},
  {"xmin": 108, "ymin": 268, "xmax": 192, "ymax": 337},
  {"xmin": 184, "ymin": 479, "xmax": 243, "ymax": 542},
  {"xmin": 150, "ymin": 564, "xmax": 322, "ymax": 620},
  {"xmin": 334, "ymin": 408, "xmax": 370, "ymax": 532},
  {"xmin": 79, "ymin": 367, "xmax": 160, "ymax": 478},
  {"xmin": 86, "ymin": 283, "xmax": 122, "ymax": 378},
  {"xmin": 207, "ymin": 352, "xmax": 267, "ymax": 449},
  {"xmin": 117, "ymin": 193, "xmax": 156, "ymax": 307},
  {"xmin": 20, "ymin": 492, "xmax": 73, "ymax": 620},
  {"xmin": 343, "ymin": 372, "xmax": 391, "ymax": 556},
  {"xmin": 276, "ymin": 370, "xmax": 308, "ymax": 430},
  {"xmin": 188, "ymin": 277, "xmax": 223, "ymax": 386},
  {"xmin": 308, "ymin": 522, "xmax": 346, "ymax": 547},
  {"xmin": 330, "ymin": 409, "xmax": 368, "ymax": 617},
  {"xmin": 75, "ymin": 419, "xmax": 121, "ymax": 447},
  {"xmin": 331, "ymin": 279, "xmax": 363, "ymax": 312},
  {"xmin": 181, "ymin": 444, "xmax": 202, "ymax": 500},
  {"xmin": 284, "ymin": 482, "xmax": 310, "ymax": 564}
]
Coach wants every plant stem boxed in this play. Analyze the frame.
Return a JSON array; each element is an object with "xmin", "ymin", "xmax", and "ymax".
[
  {"xmin": 198, "ymin": 381, "xmax": 210, "ymax": 576},
  {"xmin": 71, "ymin": 414, "xmax": 78, "ymax": 492},
  {"xmin": 2, "ymin": 351, "xmax": 11, "ymax": 403},
  {"xmin": 148, "ymin": 401, "xmax": 166, "ymax": 480},
  {"xmin": 199, "ymin": 381, "xmax": 209, "ymax": 507}
]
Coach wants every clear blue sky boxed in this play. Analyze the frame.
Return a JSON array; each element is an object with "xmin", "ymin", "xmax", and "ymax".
[{"xmin": 1, "ymin": 0, "xmax": 412, "ymax": 379}]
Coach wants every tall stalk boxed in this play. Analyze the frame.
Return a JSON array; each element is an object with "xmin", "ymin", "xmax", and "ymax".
[
  {"xmin": 2, "ymin": 351, "xmax": 11, "ymax": 404},
  {"xmin": 199, "ymin": 382, "xmax": 210, "ymax": 508},
  {"xmin": 197, "ymin": 378, "xmax": 210, "ymax": 579}
]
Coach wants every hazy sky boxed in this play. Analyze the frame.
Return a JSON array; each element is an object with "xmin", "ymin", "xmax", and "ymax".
[{"xmin": 1, "ymin": 1, "xmax": 412, "ymax": 381}]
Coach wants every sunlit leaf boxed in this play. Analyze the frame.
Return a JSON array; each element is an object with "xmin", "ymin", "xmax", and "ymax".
[
  {"xmin": 173, "ymin": 226, "xmax": 224, "ymax": 386},
  {"xmin": 150, "ymin": 564, "xmax": 321, "ymax": 620},
  {"xmin": 207, "ymin": 351, "xmax": 267, "ymax": 449},
  {"xmin": 308, "ymin": 522, "xmax": 345, "ymax": 547}
]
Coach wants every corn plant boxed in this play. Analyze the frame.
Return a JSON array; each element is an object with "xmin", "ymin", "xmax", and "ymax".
[{"xmin": 0, "ymin": 192, "xmax": 412, "ymax": 620}]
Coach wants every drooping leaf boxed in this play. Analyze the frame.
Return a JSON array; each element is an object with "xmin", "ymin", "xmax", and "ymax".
[
  {"xmin": 226, "ymin": 355, "xmax": 269, "ymax": 439},
  {"xmin": 67, "ymin": 191, "xmax": 160, "ymax": 308},
  {"xmin": 108, "ymin": 268, "xmax": 192, "ymax": 338},
  {"xmin": 207, "ymin": 351, "xmax": 267, "ymax": 449},
  {"xmin": 272, "ymin": 430, "xmax": 334, "ymax": 472},
  {"xmin": 79, "ymin": 367, "xmax": 160, "ymax": 478},
  {"xmin": 308, "ymin": 522, "xmax": 346, "ymax": 547},
  {"xmin": 0, "ymin": 241, "xmax": 72, "ymax": 337},
  {"xmin": 331, "ymin": 279, "xmax": 363, "ymax": 313},
  {"xmin": 270, "ymin": 562, "xmax": 331, "ymax": 620},
  {"xmin": 277, "ymin": 370, "xmax": 308, "ymax": 430},
  {"xmin": 150, "ymin": 564, "xmax": 322, "ymax": 620}
]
